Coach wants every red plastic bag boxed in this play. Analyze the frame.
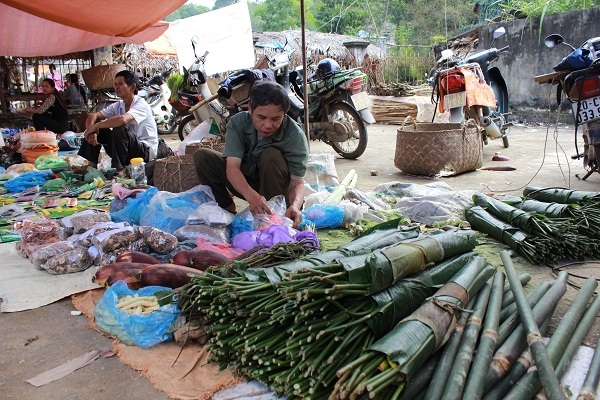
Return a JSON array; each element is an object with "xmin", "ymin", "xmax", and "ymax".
[{"xmin": 195, "ymin": 238, "xmax": 244, "ymax": 259}]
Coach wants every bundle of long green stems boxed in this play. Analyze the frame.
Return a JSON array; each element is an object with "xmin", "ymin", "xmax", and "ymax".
[
  {"xmin": 177, "ymin": 225, "xmax": 483, "ymax": 399},
  {"xmin": 470, "ymin": 193, "xmax": 600, "ymax": 262}
]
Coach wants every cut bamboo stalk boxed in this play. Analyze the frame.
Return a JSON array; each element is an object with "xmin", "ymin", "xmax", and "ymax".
[
  {"xmin": 500, "ymin": 280, "xmax": 553, "ymax": 325},
  {"xmin": 504, "ymin": 278, "xmax": 600, "ymax": 400},
  {"xmin": 397, "ymin": 353, "xmax": 440, "ymax": 400},
  {"xmin": 577, "ymin": 333, "xmax": 600, "ymax": 400},
  {"xmin": 462, "ymin": 271, "xmax": 506, "ymax": 400},
  {"xmin": 501, "ymin": 273, "xmax": 532, "ymax": 308},
  {"xmin": 483, "ymin": 273, "xmax": 567, "ymax": 394},
  {"xmin": 423, "ymin": 298, "xmax": 476, "ymax": 400},
  {"xmin": 482, "ymin": 317, "xmax": 552, "ymax": 400},
  {"xmin": 441, "ymin": 277, "xmax": 494, "ymax": 400},
  {"xmin": 499, "ymin": 250, "xmax": 565, "ymax": 400}
]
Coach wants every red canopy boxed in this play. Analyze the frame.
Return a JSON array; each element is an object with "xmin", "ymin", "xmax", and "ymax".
[{"xmin": 0, "ymin": 0, "xmax": 187, "ymax": 57}]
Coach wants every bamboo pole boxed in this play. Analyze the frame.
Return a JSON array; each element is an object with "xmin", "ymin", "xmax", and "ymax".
[
  {"xmin": 504, "ymin": 279, "xmax": 600, "ymax": 400},
  {"xmin": 499, "ymin": 250, "xmax": 565, "ymax": 400},
  {"xmin": 483, "ymin": 272, "xmax": 567, "ymax": 394},
  {"xmin": 441, "ymin": 277, "xmax": 494, "ymax": 400},
  {"xmin": 423, "ymin": 298, "xmax": 476, "ymax": 400},
  {"xmin": 397, "ymin": 353, "xmax": 440, "ymax": 400},
  {"xmin": 461, "ymin": 271, "xmax": 506, "ymax": 400},
  {"xmin": 500, "ymin": 280, "xmax": 552, "ymax": 323},
  {"xmin": 577, "ymin": 333, "xmax": 600, "ymax": 400},
  {"xmin": 501, "ymin": 273, "xmax": 532, "ymax": 308}
]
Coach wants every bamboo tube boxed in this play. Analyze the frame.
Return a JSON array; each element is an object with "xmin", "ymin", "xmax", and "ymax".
[
  {"xmin": 441, "ymin": 277, "xmax": 494, "ymax": 400},
  {"xmin": 501, "ymin": 273, "xmax": 532, "ymax": 308},
  {"xmin": 423, "ymin": 298, "xmax": 476, "ymax": 400},
  {"xmin": 461, "ymin": 271, "xmax": 506, "ymax": 400},
  {"xmin": 397, "ymin": 353, "xmax": 440, "ymax": 400},
  {"xmin": 500, "ymin": 280, "xmax": 552, "ymax": 323},
  {"xmin": 482, "ymin": 317, "xmax": 552, "ymax": 400},
  {"xmin": 483, "ymin": 272, "xmax": 567, "ymax": 394},
  {"xmin": 577, "ymin": 333, "xmax": 600, "ymax": 400},
  {"xmin": 499, "ymin": 250, "xmax": 565, "ymax": 400},
  {"xmin": 504, "ymin": 278, "xmax": 600, "ymax": 400}
]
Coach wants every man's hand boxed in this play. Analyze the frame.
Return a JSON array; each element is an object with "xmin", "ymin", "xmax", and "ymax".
[
  {"xmin": 84, "ymin": 127, "xmax": 99, "ymax": 146},
  {"xmin": 285, "ymin": 205, "xmax": 302, "ymax": 229},
  {"xmin": 248, "ymin": 193, "xmax": 272, "ymax": 216}
]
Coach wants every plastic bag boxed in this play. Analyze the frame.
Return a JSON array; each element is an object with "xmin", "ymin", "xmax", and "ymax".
[
  {"xmin": 34, "ymin": 155, "xmax": 68, "ymax": 170},
  {"xmin": 301, "ymin": 204, "xmax": 345, "ymax": 229},
  {"xmin": 554, "ymin": 47, "xmax": 593, "ymax": 71},
  {"xmin": 4, "ymin": 171, "xmax": 52, "ymax": 193},
  {"xmin": 186, "ymin": 202, "xmax": 234, "ymax": 227},
  {"xmin": 42, "ymin": 246, "xmax": 93, "ymax": 274},
  {"xmin": 174, "ymin": 224, "xmax": 230, "ymax": 243},
  {"xmin": 138, "ymin": 226, "xmax": 178, "ymax": 254},
  {"xmin": 94, "ymin": 280, "xmax": 178, "ymax": 348},
  {"xmin": 139, "ymin": 185, "xmax": 215, "ymax": 234},
  {"xmin": 111, "ymin": 186, "xmax": 158, "ymax": 226},
  {"xmin": 196, "ymin": 237, "xmax": 244, "ymax": 258},
  {"xmin": 30, "ymin": 240, "xmax": 76, "ymax": 269}
]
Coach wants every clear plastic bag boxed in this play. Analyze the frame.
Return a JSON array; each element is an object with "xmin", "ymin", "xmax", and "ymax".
[
  {"xmin": 92, "ymin": 226, "xmax": 139, "ymax": 254},
  {"xmin": 173, "ymin": 224, "xmax": 230, "ymax": 243},
  {"xmin": 42, "ymin": 246, "xmax": 93, "ymax": 274},
  {"xmin": 94, "ymin": 280, "xmax": 178, "ymax": 348},
  {"xmin": 186, "ymin": 202, "xmax": 234, "ymax": 227},
  {"xmin": 30, "ymin": 240, "xmax": 75, "ymax": 269},
  {"xmin": 301, "ymin": 204, "xmax": 345, "ymax": 229}
]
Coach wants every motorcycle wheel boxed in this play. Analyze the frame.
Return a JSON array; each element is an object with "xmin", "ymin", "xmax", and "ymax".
[
  {"xmin": 326, "ymin": 103, "xmax": 368, "ymax": 159},
  {"xmin": 178, "ymin": 114, "xmax": 199, "ymax": 141},
  {"xmin": 156, "ymin": 115, "xmax": 177, "ymax": 135}
]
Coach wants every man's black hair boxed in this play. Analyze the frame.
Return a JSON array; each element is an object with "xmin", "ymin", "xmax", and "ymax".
[
  {"xmin": 115, "ymin": 70, "xmax": 139, "ymax": 94},
  {"xmin": 249, "ymin": 81, "xmax": 290, "ymax": 112}
]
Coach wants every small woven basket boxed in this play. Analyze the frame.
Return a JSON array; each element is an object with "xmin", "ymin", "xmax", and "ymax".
[
  {"xmin": 185, "ymin": 137, "xmax": 226, "ymax": 155},
  {"xmin": 394, "ymin": 117, "xmax": 482, "ymax": 176},
  {"xmin": 153, "ymin": 155, "xmax": 199, "ymax": 193}
]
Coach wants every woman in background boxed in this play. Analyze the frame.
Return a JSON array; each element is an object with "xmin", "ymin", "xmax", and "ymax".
[
  {"xmin": 64, "ymin": 73, "xmax": 87, "ymax": 109},
  {"xmin": 22, "ymin": 78, "xmax": 70, "ymax": 133}
]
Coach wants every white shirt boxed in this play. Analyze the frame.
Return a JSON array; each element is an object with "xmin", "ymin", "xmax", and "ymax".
[{"xmin": 100, "ymin": 95, "xmax": 158, "ymax": 159}]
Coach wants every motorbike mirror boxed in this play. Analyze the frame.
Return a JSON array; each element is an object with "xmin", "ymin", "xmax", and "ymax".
[
  {"xmin": 544, "ymin": 34, "xmax": 564, "ymax": 48},
  {"xmin": 493, "ymin": 27, "xmax": 506, "ymax": 40}
]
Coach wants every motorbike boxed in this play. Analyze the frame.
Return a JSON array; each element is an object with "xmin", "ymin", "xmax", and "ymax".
[
  {"xmin": 179, "ymin": 36, "xmax": 375, "ymax": 159},
  {"xmin": 536, "ymin": 33, "xmax": 600, "ymax": 180},
  {"xmin": 286, "ymin": 57, "xmax": 374, "ymax": 159},
  {"xmin": 90, "ymin": 69, "xmax": 179, "ymax": 135},
  {"xmin": 430, "ymin": 26, "xmax": 511, "ymax": 148}
]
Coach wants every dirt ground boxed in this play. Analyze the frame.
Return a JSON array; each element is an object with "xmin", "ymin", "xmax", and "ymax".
[{"xmin": 2, "ymin": 121, "xmax": 600, "ymax": 399}]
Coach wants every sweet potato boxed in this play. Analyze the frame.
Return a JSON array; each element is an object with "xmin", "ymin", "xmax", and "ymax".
[
  {"xmin": 137, "ymin": 264, "xmax": 203, "ymax": 288},
  {"xmin": 115, "ymin": 250, "xmax": 161, "ymax": 264},
  {"xmin": 171, "ymin": 249, "xmax": 230, "ymax": 271}
]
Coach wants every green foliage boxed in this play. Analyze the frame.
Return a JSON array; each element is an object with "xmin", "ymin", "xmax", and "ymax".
[
  {"xmin": 250, "ymin": 0, "xmax": 304, "ymax": 31},
  {"xmin": 213, "ymin": 0, "xmax": 239, "ymax": 10},
  {"xmin": 164, "ymin": 3, "xmax": 210, "ymax": 21},
  {"xmin": 502, "ymin": 0, "xmax": 600, "ymax": 18}
]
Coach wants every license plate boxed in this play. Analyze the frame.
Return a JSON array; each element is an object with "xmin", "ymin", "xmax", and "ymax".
[
  {"xmin": 572, "ymin": 96, "xmax": 600, "ymax": 124},
  {"xmin": 351, "ymin": 91, "xmax": 372, "ymax": 111},
  {"xmin": 443, "ymin": 91, "xmax": 467, "ymax": 110}
]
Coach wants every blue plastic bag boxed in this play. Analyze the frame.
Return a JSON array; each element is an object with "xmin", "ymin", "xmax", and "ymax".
[
  {"xmin": 111, "ymin": 186, "xmax": 159, "ymax": 226},
  {"xmin": 554, "ymin": 47, "xmax": 593, "ymax": 72},
  {"xmin": 301, "ymin": 204, "xmax": 345, "ymax": 229},
  {"xmin": 4, "ymin": 170, "xmax": 52, "ymax": 193},
  {"xmin": 93, "ymin": 280, "xmax": 178, "ymax": 348}
]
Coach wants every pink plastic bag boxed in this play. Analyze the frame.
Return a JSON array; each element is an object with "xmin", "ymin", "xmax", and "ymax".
[{"xmin": 195, "ymin": 238, "xmax": 244, "ymax": 259}]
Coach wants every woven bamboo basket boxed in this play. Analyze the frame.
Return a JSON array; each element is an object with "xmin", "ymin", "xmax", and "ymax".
[
  {"xmin": 394, "ymin": 117, "xmax": 482, "ymax": 176},
  {"xmin": 153, "ymin": 155, "xmax": 199, "ymax": 193},
  {"xmin": 81, "ymin": 62, "xmax": 126, "ymax": 90},
  {"xmin": 185, "ymin": 137, "xmax": 226, "ymax": 155}
]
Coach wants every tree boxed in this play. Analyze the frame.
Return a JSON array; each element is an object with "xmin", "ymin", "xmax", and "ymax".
[
  {"xmin": 213, "ymin": 0, "xmax": 239, "ymax": 10},
  {"xmin": 251, "ymin": 0, "xmax": 304, "ymax": 31},
  {"xmin": 164, "ymin": 3, "xmax": 210, "ymax": 21}
]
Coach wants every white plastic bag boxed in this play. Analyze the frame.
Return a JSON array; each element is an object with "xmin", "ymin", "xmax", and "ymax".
[{"xmin": 177, "ymin": 121, "xmax": 217, "ymax": 155}]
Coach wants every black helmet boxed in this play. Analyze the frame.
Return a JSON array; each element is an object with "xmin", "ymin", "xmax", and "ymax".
[{"xmin": 315, "ymin": 58, "xmax": 340, "ymax": 80}]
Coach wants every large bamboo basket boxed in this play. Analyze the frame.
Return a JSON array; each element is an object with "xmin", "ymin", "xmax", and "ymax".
[
  {"xmin": 394, "ymin": 117, "xmax": 482, "ymax": 176},
  {"xmin": 153, "ymin": 155, "xmax": 199, "ymax": 193},
  {"xmin": 81, "ymin": 62, "xmax": 127, "ymax": 91}
]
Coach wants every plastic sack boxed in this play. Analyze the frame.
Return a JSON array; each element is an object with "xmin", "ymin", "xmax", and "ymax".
[
  {"xmin": 301, "ymin": 204, "xmax": 345, "ymax": 229},
  {"xmin": 111, "ymin": 187, "xmax": 159, "ymax": 226},
  {"xmin": 196, "ymin": 237, "xmax": 244, "ymax": 259},
  {"xmin": 139, "ymin": 185, "xmax": 215, "ymax": 234},
  {"xmin": 177, "ymin": 121, "xmax": 217, "ymax": 155},
  {"xmin": 42, "ymin": 246, "xmax": 93, "ymax": 274},
  {"xmin": 34, "ymin": 155, "xmax": 68, "ymax": 170},
  {"xmin": 4, "ymin": 171, "xmax": 52, "ymax": 193},
  {"xmin": 94, "ymin": 280, "xmax": 179, "ymax": 348}
]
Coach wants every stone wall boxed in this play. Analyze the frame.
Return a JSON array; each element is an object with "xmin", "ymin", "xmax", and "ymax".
[{"xmin": 477, "ymin": 7, "xmax": 600, "ymax": 122}]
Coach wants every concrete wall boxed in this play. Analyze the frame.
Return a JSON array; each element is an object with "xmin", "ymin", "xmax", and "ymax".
[{"xmin": 477, "ymin": 7, "xmax": 600, "ymax": 121}]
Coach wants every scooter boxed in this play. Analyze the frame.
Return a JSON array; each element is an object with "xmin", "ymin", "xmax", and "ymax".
[
  {"xmin": 536, "ymin": 33, "xmax": 600, "ymax": 180},
  {"xmin": 431, "ymin": 26, "xmax": 511, "ymax": 148},
  {"xmin": 138, "ymin": 69, "xmax": 178, "ymax": 135}
]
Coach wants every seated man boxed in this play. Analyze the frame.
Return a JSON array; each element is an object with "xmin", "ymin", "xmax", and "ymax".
[
  {"xmin": 78, "ymin": 70, "xmax": 158, "ymax": 176},
  {"xmin": 194, "ymin": 81, "xmax": 309, "ymax": 228}
]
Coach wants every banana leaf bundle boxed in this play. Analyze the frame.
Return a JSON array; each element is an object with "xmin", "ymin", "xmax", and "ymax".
[
  {"xmin": 465, "ymin": 206, "xmax": 552, "ymax": 264},
  {"xmin": 524, "ymin": 186, "xmax": 600, "ymax": 205},
  {"xmin": 331, "ymin": 259, "xmax": 494, "ymax": 399},
  {"xmin": 473, "ymin": 193, "xmax": 600, "ymax": 260}
]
